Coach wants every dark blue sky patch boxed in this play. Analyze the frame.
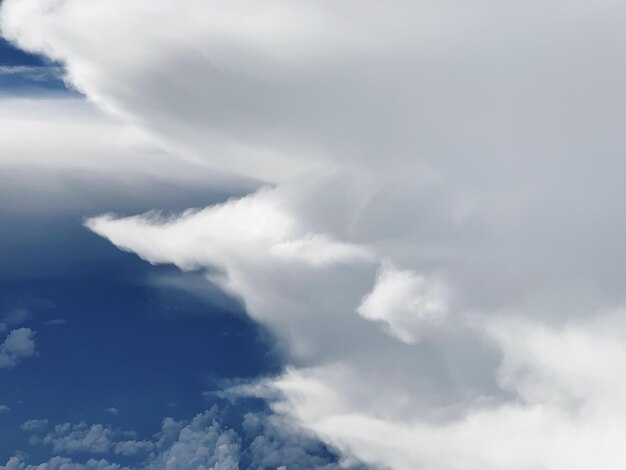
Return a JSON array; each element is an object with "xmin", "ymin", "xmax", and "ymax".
[
  {"xmin": 0, "ymin": 38, "xmax": 45, "ymax": 67},
  {"xmin": 0, "ymin": 65, "xmax": 69, "ymax": 94},
  {"xmin": 0, "ymin": 203, "xmax": 280, "ymax": 463},
  {"xmin": 0, "ymin": 37, "xmax": 71, "ymax": 93}
]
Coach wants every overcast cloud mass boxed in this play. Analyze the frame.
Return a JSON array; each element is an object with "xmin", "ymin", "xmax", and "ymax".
[{"xmin": 2, "ymin": 0, "xmax": 626, "ymax": 469}]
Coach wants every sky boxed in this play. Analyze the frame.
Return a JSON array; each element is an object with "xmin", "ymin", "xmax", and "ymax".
[
  {"xmin": 0, "ymin": 4, "xmax": 348, "ymax": 469},
  {"xmin": 3, "ymin": 1, "xmax": 626, "ymax": 469}
]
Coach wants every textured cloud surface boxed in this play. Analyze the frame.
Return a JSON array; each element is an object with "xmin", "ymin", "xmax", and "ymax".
[
  {"xmin": 5, "ymin": 0, "xmax": 626, "ymax": 468},
  {"xmin": 4, "ymin": 410, "xmax": 347, "ymax": 470}
]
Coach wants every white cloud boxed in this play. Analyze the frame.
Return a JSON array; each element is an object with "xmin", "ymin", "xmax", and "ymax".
[
  {"xmin": 0, "ymin": 405, "xmax": 10, "ymax": 413},
  {"xmin": 6, "ymin": 0, "xmax": 626, "ymax": 468},
  {"xmin": 0, "ymin": 328, "xmax": 37, "ymax": 369},
  {"xmin": 13, "ymin": 410, "xmax": 347, "ymax": 470},
  {"xmin": 0, "ymin": 95, "xmax": 258, "ymax": 223},
  {"xmin": 260, "ymin": 314, "xmax": 626, "ymax": 470},
  {"xmin": 357, "ymin": 264, "xmax": 448, "ymax": 344},
  {"xmin": 0, "ymin": 97, "xmax": 253, "ymax": 192},
  {"xmin": 270, "ymin": 234, "xmax": 373, "ymax": 267},
  {"xmin": 85, "ymin": 184, "xmax": 381, "ymax": 362}
]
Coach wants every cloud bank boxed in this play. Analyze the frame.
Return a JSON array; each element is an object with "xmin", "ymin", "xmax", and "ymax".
[
  {"xmin": 5, "ymin": 410, "xmax": 349, "ymax": 470},
  {"xmin": 4, "ymin": 0, "xmax": 626, "ymax": 468}
]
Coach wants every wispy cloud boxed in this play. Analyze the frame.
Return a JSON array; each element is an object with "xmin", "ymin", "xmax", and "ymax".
[{"xmin": 0, "ymin": 65, "xmax": 62, "ymax": 82}]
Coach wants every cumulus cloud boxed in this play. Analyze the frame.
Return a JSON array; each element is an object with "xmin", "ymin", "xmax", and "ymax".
[
  {"xmin": 0, "ymin": 328, "xmax": 36, "ymax": 369},
  {"xmin": 259, "ymin": 313, "xmax": 626, "ymax": 470},
  {"xmin": 12, "ymin": 410, "xmax": 349, "ymax": 470},
  {"xmin": 85, "ymin": 185, "xmax": 383, "ymax": 362},
  {"xmin": 0, "ymin": 456, "xmax": 123, "ymax": 470},
  {"xmin": 0, "ymin": 405, "xmax": 10, "ymax": 413},
  {"xmin": 144, "ymin": 411, "xmax": 239, "ymax": 470},
  {"xmin": 5, "ymin": 0, "xmax": 626, "ymax": 468},
  {"xmin": 241, "ymin": 412, "xmax": 354, "ymax": 470},
  {"xmin": 37, "ymin": 422, "xmax": 152, "ymax": 457}
]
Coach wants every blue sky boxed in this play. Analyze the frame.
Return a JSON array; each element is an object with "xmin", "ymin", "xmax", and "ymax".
[
  {"xmin": 0, "ymin": 38, "xmax": 66, "ymax": 92},
  {"xmin": 0, "ymin": 36, "xmax": 42, "ymax": 65},
  {"xmin": 0, "ymin": 218, "xmax": 275, "ymax": 457}
]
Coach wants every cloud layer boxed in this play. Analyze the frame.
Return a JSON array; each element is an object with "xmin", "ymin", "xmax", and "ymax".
[
  {"xmin": 5, "ymin": 409, "xmax": 349, "ymax": 470},
  {"xmin": 4, "ymin": 0, "xmax": 626, "ymax": 468}
]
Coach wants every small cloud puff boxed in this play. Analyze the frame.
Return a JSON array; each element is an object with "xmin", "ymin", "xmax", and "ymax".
[
  {"xmin": 0, "ymin": 328, "xmax": 37, "ymax": 369},
  {"xmin": 357, "ymin": 264, "xmax": 448, "ymax": 344},
  {"xmin": 21, "ymin": 419, "xmax": 49, "ymax": 433}
]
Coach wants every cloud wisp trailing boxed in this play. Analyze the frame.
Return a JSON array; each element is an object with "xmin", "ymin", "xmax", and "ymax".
[{"xmin": 4, "ymin": 0, "xmax": 626, "ymax": 468}]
